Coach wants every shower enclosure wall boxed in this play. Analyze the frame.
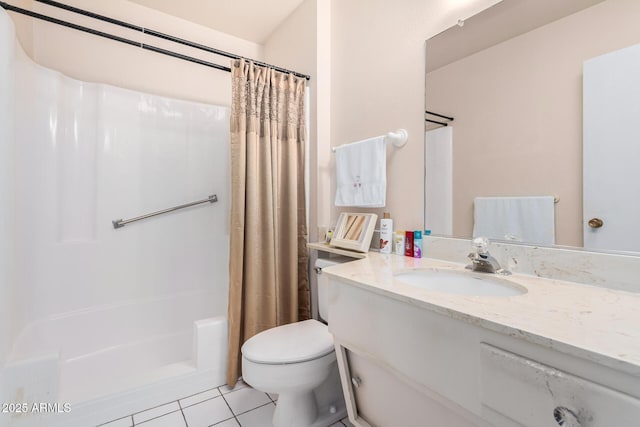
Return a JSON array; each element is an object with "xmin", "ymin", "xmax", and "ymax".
[{"xmin": 0, "ymin": 10, "xmax": 230, "ymax": 427}]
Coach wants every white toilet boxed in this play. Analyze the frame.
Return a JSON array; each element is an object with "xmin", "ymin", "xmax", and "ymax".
[{"xmin": 241, "ymin": 256, "xmax": 351, "ymax": 427}]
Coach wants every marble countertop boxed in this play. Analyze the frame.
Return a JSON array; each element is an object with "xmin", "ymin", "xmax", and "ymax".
[{"xmin": 322, "ymin": 252, "xmax": 640, "ymax": 375}]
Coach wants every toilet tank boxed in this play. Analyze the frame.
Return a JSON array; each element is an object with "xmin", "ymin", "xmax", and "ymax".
[{"xmin": 315, "ymin": 256, "xmax": 354, "ymax": 322}]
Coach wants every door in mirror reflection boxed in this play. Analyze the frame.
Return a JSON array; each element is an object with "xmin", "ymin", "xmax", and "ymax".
[{"xmin": 583, "ymin": 43, "xmax": 640, "ymax": 253}]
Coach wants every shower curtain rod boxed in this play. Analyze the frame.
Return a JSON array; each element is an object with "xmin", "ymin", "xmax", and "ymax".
[
  {"xmin": 0, "ymin": 0, "xmax": 311, "ymax": 80},
  {"xmin": 425, "ymin": 110, "xmax": 454, "ymax": 127},
  {"xmin": 426, "ymin": 118, "xmax": 448, "ymax": 127},
  {"xmin": 425, "ymin": 110, "xmax": 454, "ymax": 121}
]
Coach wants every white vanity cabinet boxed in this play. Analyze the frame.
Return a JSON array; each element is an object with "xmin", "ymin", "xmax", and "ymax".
[{"xmin": 326, "ymin": 274, "xmax": 640, "ymax": 427}]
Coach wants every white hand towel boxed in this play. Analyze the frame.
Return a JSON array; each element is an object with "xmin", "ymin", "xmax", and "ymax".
[
  {"xmin": 334, "ymin": 136, "xmax": 386, "ymax": 207},
  {"xmin": 473, "ymin": 196, "xmax": 555, "ymax": 245}
]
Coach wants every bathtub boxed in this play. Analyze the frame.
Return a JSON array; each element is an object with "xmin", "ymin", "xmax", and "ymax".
[
  {"xmin": 0, "ymin": 10, "xmax": 231, "ymax": 427},
  {"xmin": 3, "ymin": 291, "xmax": 227, "ymax": 427}
]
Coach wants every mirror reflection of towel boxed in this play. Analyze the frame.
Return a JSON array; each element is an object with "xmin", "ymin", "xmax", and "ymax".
[
  {"xmin": 334, "ymin": 136, "xmax": 386, "ymax": 207},
  {"xmin": 473, "ymin": 196, "xmax": 555, "ymax": 245}
]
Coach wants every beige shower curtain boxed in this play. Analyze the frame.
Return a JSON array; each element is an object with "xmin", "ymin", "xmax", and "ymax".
[{"xmin": 226, "ymin": 59, "xmax": 310, "ymax": 387}]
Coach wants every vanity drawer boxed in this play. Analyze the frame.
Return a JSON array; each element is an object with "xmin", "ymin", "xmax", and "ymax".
[{"xmin": 479, "ymin": 343, "xmax": 640, "ymax": 427}]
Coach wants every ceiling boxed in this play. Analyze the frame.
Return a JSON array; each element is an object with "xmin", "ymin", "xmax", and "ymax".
[
  {"xmin": 127, "ymin": 0, "xmax": 305, "ymax": 44},
  {"xmin": 427, "ymin": 0, "xmax": 605, "ymax": 72}
]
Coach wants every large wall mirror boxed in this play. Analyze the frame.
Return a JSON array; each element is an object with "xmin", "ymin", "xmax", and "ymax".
[{"xmin": 425, "ymin": 0, "xmax": 640, "ymax": 254}]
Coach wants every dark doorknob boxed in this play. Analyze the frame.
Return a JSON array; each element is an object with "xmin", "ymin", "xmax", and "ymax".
[{"xmin": 588, "ymin": 218, "xmax": 604, "ymax": 228}]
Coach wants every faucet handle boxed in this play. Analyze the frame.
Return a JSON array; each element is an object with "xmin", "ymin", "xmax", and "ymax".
[{"xmin": 472, "ymin": 237, "xmax": 490, "ymax": 255}]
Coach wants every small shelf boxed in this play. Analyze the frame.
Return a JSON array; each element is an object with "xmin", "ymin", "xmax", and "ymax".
[{"xmin": 307, "ymin": 242, "xmax": 367, "ymax": 259}]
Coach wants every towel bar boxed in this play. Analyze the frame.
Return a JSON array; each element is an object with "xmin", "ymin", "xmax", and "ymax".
[{"xmin": 332, "ymin": 128, "xmax": 408, "ymax": 152}]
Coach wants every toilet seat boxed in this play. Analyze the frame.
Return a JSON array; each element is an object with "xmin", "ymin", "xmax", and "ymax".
[{"xmin": 242, "ymin": 319, "xmax": 333, "ymax": 365}]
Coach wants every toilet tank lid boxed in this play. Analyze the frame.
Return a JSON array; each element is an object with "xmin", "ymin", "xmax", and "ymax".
[
  {"xmin": 242, "ymin": 319, "xmax": 334, "ymax": 364},
  {"xmin": 315, "ymin": 256, "xmax": 354, "ymax": 269}
]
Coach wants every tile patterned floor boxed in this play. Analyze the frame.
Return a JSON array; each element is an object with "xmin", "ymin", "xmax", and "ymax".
[{"xmin": 98, "ymin": 379, "xmax": 353, "ymax": 427}]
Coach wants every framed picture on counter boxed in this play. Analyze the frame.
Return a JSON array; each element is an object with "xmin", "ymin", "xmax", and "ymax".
[{"xmin": 330, "ymin": 212, "xmax": 377, "ymax": 253}]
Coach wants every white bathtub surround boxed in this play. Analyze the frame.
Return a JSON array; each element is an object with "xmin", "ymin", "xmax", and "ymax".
[
  {"xmin": 0, "ymin": 10, "xmax": 230, "ymax": 427},
  {"xmin": 194, "ymin": 317, "xmax": 228, "ymax": 376},
  {"xmin": 0, "ymin": 4, "xmax": 16, "ymax": 390}
]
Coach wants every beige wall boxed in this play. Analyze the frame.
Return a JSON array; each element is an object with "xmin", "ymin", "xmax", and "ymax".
[
  {"xmin": 8, "ymin": 0, "xmax": 33, "ymax": 56},
  {"xmin": 329, "ymin": 0, "xmax": 500, "ymax": 234},
  {"xmin": 426, "ymin": 0, "xmax": 640, "ymax": 247},
  {"xmin": 9, "ymin": 0, "xmax": 262, "ymax": 106}
]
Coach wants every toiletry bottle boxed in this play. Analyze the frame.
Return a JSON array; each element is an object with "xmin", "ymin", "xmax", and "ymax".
[
  {"xmin": 413, "ymin": 230, "xmax": 422, "ymax": 258},
  {"xmin": 325, "ymin": 227, "xmax": 334, "ymax": 243},
  {"xmin": 405, "ymin": 231, "xmax": 414, "ymax": 257},
  {"xmin": 394, "ymin": 231, "xmax": 405, "ymax": 255},
  {"xmin": 421, "ymin": 230, "xmax": 431, "ymax": 256},
  {"xmin": 379, "ymin": 213, "xmax": 393, "ymax": 254}
]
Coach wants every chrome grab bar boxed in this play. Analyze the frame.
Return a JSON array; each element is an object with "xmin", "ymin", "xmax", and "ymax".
[{"xmin": 112, "ymin": 194, "xmax": 218, "ymax": 229}]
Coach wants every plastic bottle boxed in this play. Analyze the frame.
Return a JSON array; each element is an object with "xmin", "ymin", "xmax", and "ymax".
[
  {"xmin": 422, "ymin": 229, "xmax": 431, "ymax": 257},
  {"xmin": 413, "ymin": 230, "xmax": 422, "ymax": 258},
  {"xmin": 405, "ymin": 231, "xmax": 414, "ymax": 257},
  {"xmin": 394, "ymin": 231, "xmax": 405, "ymax": 255},
  {"xmin": 379, "ymin": 212, "xmax": 393, "ymax": 254}
]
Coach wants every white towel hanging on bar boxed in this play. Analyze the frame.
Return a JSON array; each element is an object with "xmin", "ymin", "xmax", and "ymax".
[{"xmin": 334, "ymin": 136, "xmax": 387, "ymax": 207}]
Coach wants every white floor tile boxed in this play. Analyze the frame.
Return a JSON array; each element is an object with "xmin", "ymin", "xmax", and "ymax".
[
  {"xmin": 213, "ymin": 418, "xmax": 241, "ymax": 427},
  {"xmin": 267, "ymin": 393, "xmax": 278, "ymax": 402},
  {"xmin": 133, "ymin": 402, "xmax": 181, "ymax": 424},
  {"xmin": 219, "ymin": 379, "xmax": 248, "ymax": 394},
  {"xmin": 137, "ymin": 411, "xmax": 186, "ymax": 427},
  {"xmin": 236, "ymin": 403, "xmax": 275, "ymax": 427},
  {"xmin": 182, "ymin": 395, "xmax": 234, "ymax": 427},
  {"xmin": 179, "ymin": 387, "xmax": 222, "ymax": 408},
  {"xmin": 223, "ymin": 387, "xmax": 272, "ymax": 415},
  {"xmin": 98, "ymin": 416, "xmax": 133, "ymax": 427}
]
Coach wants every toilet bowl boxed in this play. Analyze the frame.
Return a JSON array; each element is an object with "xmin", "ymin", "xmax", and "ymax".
[{"xmin": 241, "ymin": 256, "xmax": 351, "ymax": 427}]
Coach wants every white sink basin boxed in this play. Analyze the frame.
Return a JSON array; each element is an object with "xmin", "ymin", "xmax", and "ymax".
[{"xmin": 394, "ymin": 268, "xmax": 527, "ymax": 297}]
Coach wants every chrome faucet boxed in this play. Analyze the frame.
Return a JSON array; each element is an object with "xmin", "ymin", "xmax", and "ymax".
[{"xmin": 466, "ymin": 237, "xmax": 511, "ymax": 275}]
